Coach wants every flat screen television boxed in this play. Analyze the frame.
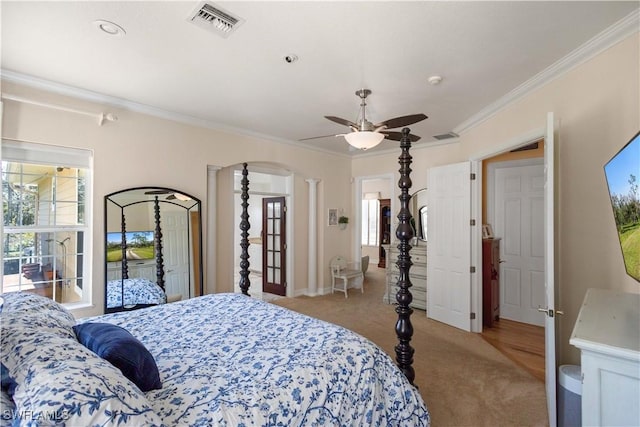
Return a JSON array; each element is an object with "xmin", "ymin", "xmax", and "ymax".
[
  {"xmin": 604, "ymin": 130, "xmax": 640, "ymax": 282},
  {"xmin": 106, "ymin": 231, "xmax": 155, "ymax": 262}
]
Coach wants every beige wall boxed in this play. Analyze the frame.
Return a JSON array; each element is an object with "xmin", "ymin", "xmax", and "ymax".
[
  {"xmin": 1, "ymin": 81, "xmax": 352, "ymax": 316},
  {"xmin": 2, "ymin": 31, "xmax": 638, "ymax": 364},
  {"xmin": 353, "ymin": 33, "xmax": 640, "ymax": 364}
]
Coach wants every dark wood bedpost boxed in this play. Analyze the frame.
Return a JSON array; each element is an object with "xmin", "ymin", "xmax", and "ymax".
[
  {"xmin": 239, "ymin": 163, "xmax": 251, "ymax": 296},
  {"xmin": 121, "ymin": 212, "xmax": 129, "ymax": 279},
  {"xmin": 395, "ymin": 127, "xmax": 416, "ymax": 385},
  {"xmin": 154, "ymin": 195, "xmax": 166, "ymax": 291}
]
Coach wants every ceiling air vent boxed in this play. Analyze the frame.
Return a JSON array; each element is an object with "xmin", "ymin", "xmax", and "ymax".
[
  {"xmin": 433, "ymin": 132, "xmax": 459, "ymax": 140},
  {"xmin": 188, "ymin": 2, "xmax": 244, "ymax": 38}
]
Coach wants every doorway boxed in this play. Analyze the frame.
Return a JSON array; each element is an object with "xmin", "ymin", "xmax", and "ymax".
[
  {"xmin": 480, "ymin": 141, "xmax": 546, "ymax": 374},
  {"xmin": 262, "ymin": 196, "xmax": 286, "ymax": 296},
  {"xmin": 354, "ymin": 174, "xmax": 395, "ymax": 267},
  {"xmin": 232, "ymin": 165, "xmax": 293, "ymax": 299}
]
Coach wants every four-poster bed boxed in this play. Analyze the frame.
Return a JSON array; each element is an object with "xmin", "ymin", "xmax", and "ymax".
[
  {"xmin": 236, "ymin": 129, "xmax": 419, "ymax": 383},
  {"xmin": 104, "ymin": 187, "xmax": 203, "ymax": 312},
  {"xmin": 0, "ymin": 134, "xmax": 428, "ymax": 425},
  {"xmin": 105, "ymin": 193, "xmax": 167, "ymax": 311}
]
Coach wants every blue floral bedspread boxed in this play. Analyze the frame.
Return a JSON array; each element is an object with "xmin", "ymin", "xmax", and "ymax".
[
  {"xmin": 106, "ymin": 278, "xmax": 167, "ymax": 308},
  {"xmin": 85, "ymin": 293, "xmax": 430, "ymax": 426}
]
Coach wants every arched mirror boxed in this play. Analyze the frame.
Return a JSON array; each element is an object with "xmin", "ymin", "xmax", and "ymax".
[
  {"xmin": 409, "ymin": 188, "xmax": 428, "ymax": 242},
  {"xmin": 104, "ymin": 187, "xmax": 203, "ymax": 313}
]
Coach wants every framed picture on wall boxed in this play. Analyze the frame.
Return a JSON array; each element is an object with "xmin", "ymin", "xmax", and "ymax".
[{"xmin": 328, "ymin": 208, "xmax": 338, "ymax": 226}]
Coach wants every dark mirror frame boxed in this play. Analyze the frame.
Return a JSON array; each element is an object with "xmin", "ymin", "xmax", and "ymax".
[
  {"xmin": 409, "ymin": 188, "xmax": 428, "ymax": 242},
  {"xmin": 104, "ymin": 186, "xmax": 204, "ymax": 313}
]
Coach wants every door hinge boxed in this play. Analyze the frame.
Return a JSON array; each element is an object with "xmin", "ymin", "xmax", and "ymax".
[
  {"xmin": 283, "ymin": 243, "xmax": 287, "ymax": 250},
  {"xmin": 283, "ymin": 206, "xmax": 288, "ymax": 213},
  {"xmin": 470, "ymin": 173, "xmax": 476, "ymax": 180},
  {"xmin": 470, "ymin": 266, "xmax": 476, "ymax": 273},
  {"xmin": 470, "ymin": 219, "xmax": 476, "ymax": 226},
  {"xmin": 470, "ymin": 312, "xmax": 476, "ymax": 320}
]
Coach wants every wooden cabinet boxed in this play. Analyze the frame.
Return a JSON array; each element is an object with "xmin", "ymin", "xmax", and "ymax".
[
  {"xmin": 482, "ymin": 238, "xmax": 500, "ymax": 327},
  {"xmin": 378, "ymin": 199, "xmax": 391, "ymax": 268},
  {"xmin": 384, "ymin": 243, "xmax": 427, "ymax": 311},
  {"xmin": 570, "ymin": 289, "xmax": 640, "ymax": 427}
]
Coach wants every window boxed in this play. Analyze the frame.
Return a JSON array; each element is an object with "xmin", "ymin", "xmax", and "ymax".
[
  {"xmin": 1, "ymin": 140, "xmax": 92, "ymax": 306},
  {"xmin": 361, "ymin": 199, "xmax": 379, "ymax": 246}
]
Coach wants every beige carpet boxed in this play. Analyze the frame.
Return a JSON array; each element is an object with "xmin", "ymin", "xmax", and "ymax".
[{"xmin": 273, "ymin": 268, "xmax": 548, "ymax": 426}]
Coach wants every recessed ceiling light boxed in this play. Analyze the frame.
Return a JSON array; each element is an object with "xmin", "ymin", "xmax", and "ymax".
[{"xmin": 93, "ymin": 20, "xmax": 126, "ymax": 37}]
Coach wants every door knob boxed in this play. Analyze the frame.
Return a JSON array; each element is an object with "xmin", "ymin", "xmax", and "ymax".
[{"xmin": 538, "ymin": 307, "xmax": 564, "ymax": 317}]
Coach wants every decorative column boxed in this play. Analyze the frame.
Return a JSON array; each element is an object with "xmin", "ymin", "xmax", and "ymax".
[
  {"xmin": 395, "ymin": 128, "xmax": 415, "ymax": 385},
  {"xmin": 305, "ymin": 178, "xmax": 320, "ymax": 296},
  {"xmin": 239, "ymin": 163, "xmax": 251, "ymax": 296}
]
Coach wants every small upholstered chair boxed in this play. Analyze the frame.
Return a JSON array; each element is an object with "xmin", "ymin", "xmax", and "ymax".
[
  {"xmin": 330, "ymin": 255, "xmax": 364, "ymax": 298},
  {"xmin": 361, "ymin": 255, "xmax": 370, "ymax": 275}
]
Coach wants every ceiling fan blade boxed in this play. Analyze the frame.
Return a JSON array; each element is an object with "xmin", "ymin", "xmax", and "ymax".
[
  {"xmin": 375, "ymin": 113, "xmax": 428, "ymax": 129},
  {"xmin": 299, "ymin": 134, "xmax": 342, "ymax": 141},
  {"xmin": 382, "ymin": 131, "xmax": 422, "ymax": 142},
  {"xmin": 324, "ymin": 116, "xmax": 358, "ymax": 128}
]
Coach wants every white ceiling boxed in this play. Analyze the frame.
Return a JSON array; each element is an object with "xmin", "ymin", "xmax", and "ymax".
[{"xmin": 1, "ymin": 1, "xmax": 638, "ymax": 155}]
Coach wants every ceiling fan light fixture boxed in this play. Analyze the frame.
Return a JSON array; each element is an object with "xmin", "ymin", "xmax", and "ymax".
[{"xmin": 344, "ymin": 131, "xmax": 385, "ymax": 150}]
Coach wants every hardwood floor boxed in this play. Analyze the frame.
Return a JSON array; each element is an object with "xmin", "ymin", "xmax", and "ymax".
[{"xmin": 481, "ymin": 318, "xmax": 545, "ymax": 382}]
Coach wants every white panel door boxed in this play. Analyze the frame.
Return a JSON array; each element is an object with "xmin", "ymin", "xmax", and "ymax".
[
  {"xmin": 494, "ymin": 162, "xmax": 545, "ymax": 326},
  {"xmin": 427, "ymin": 162, "xmax": 471, "ymax": 331},
  {"xmin": 162, "ymin": 212, "xmax": 190, "ymax": 300}
]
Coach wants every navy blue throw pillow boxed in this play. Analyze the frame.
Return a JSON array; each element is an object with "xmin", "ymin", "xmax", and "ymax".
[
  {"xmin": 1, "ymin": 362, "xmax": 17, "ymax": 396},
  {"xmin": 73, "ymin": 322, "xmax": 162, "ymax": 392}
]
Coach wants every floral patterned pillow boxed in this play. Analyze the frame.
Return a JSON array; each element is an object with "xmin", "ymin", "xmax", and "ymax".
[
  {"xmin": 1, "ymin": 293, "xmax": 78, "ymax": 374},
  {"xmin": 0, "ymin": 291, "xmax": 75, "ymax": 320},
  {"xmin": 0, "ymin": 292, "xmax": 75, "ymax": 337},
  {"xmin": 1, "ymin": 293, "xmax": 164, "ymax": 426},
  {"xmin": 0, "ymin": 389, "xmax": 15, "ymax": 427}
]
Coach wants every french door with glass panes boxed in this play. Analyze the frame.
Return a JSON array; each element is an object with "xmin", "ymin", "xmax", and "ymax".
[{"xmin": 262, "ymin": 197, "xmax": 286, "ymax": 296}]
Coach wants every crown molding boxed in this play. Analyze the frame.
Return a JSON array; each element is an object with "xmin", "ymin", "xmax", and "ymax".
[
  {"xmin": 0, "ymin": 69, "xmax": 352, "ymax": 159},
  {"xmin": 454, "ymin": 9, "xmax": 640, "ymax": 135}
]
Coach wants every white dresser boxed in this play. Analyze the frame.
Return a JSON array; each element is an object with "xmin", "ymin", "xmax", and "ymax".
[
  {"xmin": 107, "ymin": 260, "xmax": 157, "ymax": 281},
  {"xmin": 570, "ymin": 288, "xmax": 640, "ymax": 427},
  {"xmin": 384, "ymin": 243, "xmax": 427, "ymax": 311}
]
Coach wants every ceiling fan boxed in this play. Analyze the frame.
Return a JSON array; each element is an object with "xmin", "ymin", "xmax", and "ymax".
[
  {"xmin": 166, "ymin": 193, "xmax": 192, "ymax": 201},
  {"xmin": 301, "ymin": 89, "xmax": 428, "ymax": 150}
]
